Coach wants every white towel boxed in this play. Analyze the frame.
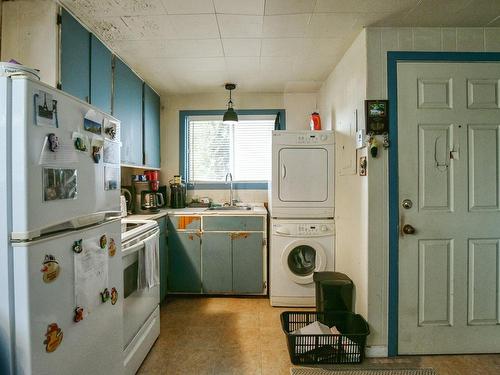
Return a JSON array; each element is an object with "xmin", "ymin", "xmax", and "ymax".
[{"xmin": 137, "ymin": 233, "xmax": 160, "ymax": 289}]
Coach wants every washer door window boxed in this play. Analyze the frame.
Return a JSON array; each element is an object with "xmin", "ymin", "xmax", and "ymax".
[{"xmin": 282, "ymin": 240, "xmax": 327, "ymax": 284}]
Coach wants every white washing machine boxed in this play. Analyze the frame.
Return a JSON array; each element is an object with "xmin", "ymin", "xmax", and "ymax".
[{"xmin": 270, "ymin": 218, "xmax": 335, "ymax": 307}]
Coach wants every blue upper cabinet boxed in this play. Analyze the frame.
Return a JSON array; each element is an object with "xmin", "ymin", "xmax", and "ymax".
[
  {"xmin": 143, "ymin": 84, "xmax": 161, "ymax": 168},
  {"xmin": 113, "ymin": 58, "xmax": 143, "ymax": 165},
  {"xmin": 60, "ymin": 9, "xmax": 90, "ymax": 102},
  {"xmin": 90, "ymin": 35, "xmax": 112, "ymax": 114}
]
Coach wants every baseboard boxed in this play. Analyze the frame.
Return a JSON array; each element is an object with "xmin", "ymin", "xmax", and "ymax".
[{"xmin": 365, "ymin": 345, "xmax": 388, "ymax": 357}]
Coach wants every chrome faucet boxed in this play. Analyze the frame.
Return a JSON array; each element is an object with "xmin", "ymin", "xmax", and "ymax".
[{"xmin": 225, "ymin": 172, "xmax": 233, "ymax": 206}]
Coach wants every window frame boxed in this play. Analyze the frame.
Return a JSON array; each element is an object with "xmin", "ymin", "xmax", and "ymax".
[{"xmin": 179, "ymin": 109, "xmax": 286, "ymax": 190}]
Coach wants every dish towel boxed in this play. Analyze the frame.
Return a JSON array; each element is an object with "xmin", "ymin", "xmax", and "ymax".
[{"xmin": 138, "ymin": 233, "xmax": 160, "ymax": 289}]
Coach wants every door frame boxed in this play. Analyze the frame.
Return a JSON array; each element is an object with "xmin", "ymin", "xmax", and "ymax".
[{"xmin": 387, "ymin": 51, "xmax": 500, "ymax": 356}]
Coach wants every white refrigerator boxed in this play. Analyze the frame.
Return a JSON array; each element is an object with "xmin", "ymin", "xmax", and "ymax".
[{"xmin": 0, "ymin": 76, "xmax": 124, "ymax": 375}]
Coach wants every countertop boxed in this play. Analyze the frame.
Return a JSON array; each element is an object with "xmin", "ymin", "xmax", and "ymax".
[{"xmin": 124, "ymin": 205, "xmax": 268, "ymax": 221}]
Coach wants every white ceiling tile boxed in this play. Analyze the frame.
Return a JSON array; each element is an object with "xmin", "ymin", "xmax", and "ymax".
[
  {"xmin": 217, "ymin": 14, "xmax": 263, "ymax": 38},
  {"xmin": 161, "ymin": 0, "xmax": 214, "ymax": 14},
  {"xmin": 214, "ymin": 0, "xmax": 265, "ymax": 15},
  {"xmin": 264, "ymin": 0, "xmax": 316, "ymax": 15},
  {"xmin": 113, "ymin": 40, "xmax": 166, "ymax": 58},
  {"xmin": 284, "ymin": 81, "xmax": 323, "ymax": 92},
  {"xmin": 225, "ymin": 57, "xmax": 260, "ymax": 73},
  {"xmin": 305, "ymin": 13, "xmax": 358, "ymax": 37},
  {"xmin": 62, "ymin": 0, "xmax": 167, "ymax": 17},
  {"xmin": 262, "ymin": 14, "xmax": 311, "ymax": 37},
  {"xmin": 293, "ymin": 56, "xmax": 336, "ymax": 80},
  {"xmin": 261, "ymin": 38, "xmax": 302, "ymax": 57},
  {"xmin": 89, "ymin": 17, "xmax": 138, "ymax": 42},
  {"xmin": 222, "ymin": 39, "xmax": 261, "ymax": 57},
  {"xmin": 298, "ymin": 38, "xmax": 350, "ymax": 57},
  {"xmin": 164, "ymin": 39, "xmax": 224, "ymax": 57},
  {"xmin": 314, "ymin": 0, "xmax": 419, "ymax": 13},
  {"xmin": 260, "ymin": 57, "xmax": 295, "ymax": 76},
  {"xmin": 117, "ymin": 15, "xmax": 177, "ymax": 40},
  {"xmin": 162, "ymin": 57, "xmax": 227, "ymax": 72},
  {"xmin": 169, "ymin": 14, "xmax": 220, "ymax": 39}
]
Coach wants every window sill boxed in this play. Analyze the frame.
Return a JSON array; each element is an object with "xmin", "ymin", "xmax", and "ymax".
[{"xmin": 187, "ymin": 182, "xmax": 268, "ymax": 190}]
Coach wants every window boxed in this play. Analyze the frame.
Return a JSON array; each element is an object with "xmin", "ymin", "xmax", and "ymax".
[{"xmin": 180, "ymin": 110, "xmax": 285, "ymax": 189}]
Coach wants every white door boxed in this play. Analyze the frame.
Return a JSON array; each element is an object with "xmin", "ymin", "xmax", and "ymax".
[
  {"xmin": 398, "ymin": 62, "xmax": 500, "ymax": 354},
  {"xmin": 278, "ymin": 148, "xmax": 329, "ymax": 202}
]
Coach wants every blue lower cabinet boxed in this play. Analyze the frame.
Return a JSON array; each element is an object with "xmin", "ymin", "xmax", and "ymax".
[
  {"xmin": 232, "ymin": 233, "xmax": 264, "ymax": 294},
  {"xmin": 202, "ymin": 233, "xmax": 232, "ymax": 293},
  {"xmin": 167, "ymin": 230, "xmax": 201, "ymax": 293}
]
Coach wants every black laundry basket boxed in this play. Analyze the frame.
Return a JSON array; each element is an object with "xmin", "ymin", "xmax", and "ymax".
[{"xmin": 280, "ymin": 311, "xmax": 369, "ymax": 365}]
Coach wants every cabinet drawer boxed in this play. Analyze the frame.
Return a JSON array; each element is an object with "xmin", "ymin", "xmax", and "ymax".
[
  {"xmin": 203, "ymin": 216, "xmax": 264, "ymax": 231},
  {"xmin": 168, "ymin": 215, "xmax": 201, "ymax": 231}
]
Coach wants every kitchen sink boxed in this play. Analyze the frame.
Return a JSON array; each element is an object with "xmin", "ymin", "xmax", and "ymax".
[{"xmin": 206, "ymin": 206, "xmax": 252, "ymax": 211}]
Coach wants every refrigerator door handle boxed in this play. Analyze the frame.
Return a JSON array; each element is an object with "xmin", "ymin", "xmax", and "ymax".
[
  {"xmin": 11, "ymin": 211, "xmax": 122, "ymax": 241},
  {"xmin": 69, "ymin": 211, "xmax": 121, "ymax": 228}
]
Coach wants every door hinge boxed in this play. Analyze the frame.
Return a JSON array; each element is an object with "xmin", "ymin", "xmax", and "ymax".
[
  {"xmin": 262, "ymin": 238, "xmax": 267, "ymax": 247},
  {"xmin": 57, "ymin": 82, "xmax": 62, "ymax": 90},
  {"xmin": 263, "ymin": 281, "xmax": 267, "ymax": 291},
  {"xmin": 56, "ymin": 14, "xmax": 62, "ymax": 25}
]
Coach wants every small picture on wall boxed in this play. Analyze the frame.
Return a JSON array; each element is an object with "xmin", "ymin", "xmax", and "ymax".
[{"xmin": 365, "ymin": 100, "xmax": 389, "ymax": 135}]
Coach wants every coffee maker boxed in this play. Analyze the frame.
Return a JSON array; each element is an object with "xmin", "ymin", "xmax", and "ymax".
[{"xmin": 133, "ymin": 170, "xmax": 165, "ymax": 213}]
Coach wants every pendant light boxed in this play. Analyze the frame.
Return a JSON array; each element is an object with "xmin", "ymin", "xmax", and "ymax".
[{"xmin": 223, "ymin": 83, "xmax": 238, "ymax": 125}]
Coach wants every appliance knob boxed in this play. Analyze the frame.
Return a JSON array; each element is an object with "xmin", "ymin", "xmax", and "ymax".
[
  {"xmin": 321, "ymin": 225, "xmax": 327, "ymax": 231},
  {"xmin": 321, "ymin": 135, "xmax": 327, "ymax": 141}
]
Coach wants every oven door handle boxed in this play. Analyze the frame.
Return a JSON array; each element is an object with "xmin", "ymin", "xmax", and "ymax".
[{"xmin": 122, "ymin": 228, "xmax": 160, "ymax": 257}]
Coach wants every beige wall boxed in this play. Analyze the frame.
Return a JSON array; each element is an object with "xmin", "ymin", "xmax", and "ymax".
[
  {"xmin": 317, "ymin": 29, "xmax": 369, "ymax": 334},
  {"xmin": 1, "ymin": 0, "xmax": 59, "ymax": 87},
  {"xmin": 161, "ymin": 91, "xmax": 318, "ymax": 204}
]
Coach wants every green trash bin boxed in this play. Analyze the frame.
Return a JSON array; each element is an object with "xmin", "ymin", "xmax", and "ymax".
[{"xmin": 314, "ymin": 272, "xmax": 353, "ymax": 312}]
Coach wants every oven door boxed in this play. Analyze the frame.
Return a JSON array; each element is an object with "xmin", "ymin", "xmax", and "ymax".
[{"xmin": 122, "ymin": 228, "xmax": 160, "ymax": 349}]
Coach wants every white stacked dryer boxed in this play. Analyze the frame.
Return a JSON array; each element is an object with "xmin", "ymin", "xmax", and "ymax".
[{"xmin": 269, "ymin": 131, "xmax": 335, "ymax": 307}]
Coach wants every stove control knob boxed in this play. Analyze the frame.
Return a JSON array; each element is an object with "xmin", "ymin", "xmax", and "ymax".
[
  {"xmin": 320, "ymin": 225, "xmax": 328, "ymax": 232},
  {"xmin": 321, "ymin": 135, "xmax": 327, "ymax": 141}
]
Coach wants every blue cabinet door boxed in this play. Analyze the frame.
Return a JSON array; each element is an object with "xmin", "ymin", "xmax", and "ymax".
[
  {"xmin": 232, "ymin": 233, "xmax": 264, "ymax": 293},
  {"xmin": 113, "ymin": 58, "xmax": 143, "ymax": 165},
  {"xmin": 60, "ymin": 9, "xmax": 90, "ymax": 102},
  {"xmin": 202, "ymin": 233, "xmax": 232, "ymax": 293},
  {"xmin": 167, "ymin": 224, "xmax": 201, "ymax": 293},
  {"xmin": 143, "ymin": 84, "xmax": 161, "ymax": 168},
  {"xmin": 90, "ymin": 35, "xmax": 112, "ymax": 114}
]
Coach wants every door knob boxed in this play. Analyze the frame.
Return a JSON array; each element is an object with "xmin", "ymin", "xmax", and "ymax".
[{"xmin": 402, "ymin": 224, "xmax": 416, "ymax": 235}]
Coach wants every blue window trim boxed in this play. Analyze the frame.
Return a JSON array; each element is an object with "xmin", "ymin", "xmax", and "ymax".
[
  {"xmin": 387, "ymin": 51, "xmax": 500, "ymax": 357},
  {"xmin": 179, "ymin": 109, "xmax": 286, "ymax": 190}
]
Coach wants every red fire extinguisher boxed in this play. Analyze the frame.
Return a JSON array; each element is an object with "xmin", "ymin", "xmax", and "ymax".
[{"xmin": 310, "ymin": 112, "xmax": 321, "ymax": 130}]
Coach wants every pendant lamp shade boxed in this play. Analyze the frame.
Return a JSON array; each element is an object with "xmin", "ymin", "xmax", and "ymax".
[{"xmin": 223, "ymin": 83, "xmax": 238, "ymax": 124}]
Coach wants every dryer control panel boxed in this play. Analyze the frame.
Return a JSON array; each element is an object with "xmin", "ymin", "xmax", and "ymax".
[{"xmin": 296, "ymin": 134, "xmax": 329, "ymax": 144}]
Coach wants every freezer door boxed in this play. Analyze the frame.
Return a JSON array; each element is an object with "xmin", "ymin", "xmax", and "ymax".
[
  {"xmin": 12, "ymin": 220, "xmax": 123, "ymax": 375},
  {"xmin": 10, "ymin": 78, "xmax": 121, "ymax": 240}
]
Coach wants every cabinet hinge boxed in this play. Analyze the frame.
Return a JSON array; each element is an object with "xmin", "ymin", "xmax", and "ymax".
[
  {"xmin": 262, "ymin": 238, "xmax": 267, "ymax": 247},
  {"xmin": 263, "ymin": 281, "xmax": 267, "ymax": 291},
  {"xmin": 56, "ymin": 14, "xmax": 62, "ymax": 25}
]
